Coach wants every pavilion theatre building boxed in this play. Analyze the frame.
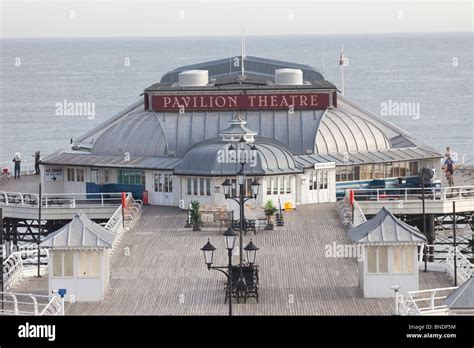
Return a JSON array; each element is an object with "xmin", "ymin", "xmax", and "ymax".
[{"xmin": 41, "ymin": 56, "xmax": 442, "ymax": 209}]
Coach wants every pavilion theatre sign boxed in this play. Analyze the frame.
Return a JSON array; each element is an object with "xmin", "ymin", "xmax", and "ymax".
[{"xmin": 148, "ymin": 91, "xmax": 336, "ymax": 111}]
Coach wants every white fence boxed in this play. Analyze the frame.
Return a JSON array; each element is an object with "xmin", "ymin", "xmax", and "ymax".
[
  {"xmin": 336, "ymin": 191, "xmax": 367, "ymax": 227},
  {"xmin": 445, "ymin": 247, "xmax": 473, "ymax": 284},
  {"xmin": 351, "ymin": 185, "xmax": 474, "ymax": 203},
  {"xmin": 0, "ymin": 159, "xmax": 35, "ymax": 177},
  {"xmin": 0, "ymin": 191, "xmax": 123, "ymax": 208},
  {"xmin": 0, "ymin": 291, "xmax": 63, "ymax": 315},
  {"xmin": 398, "ymin": 287, "xmax": 458, "ymax": 315},
  {"xmin": 2, "ymin": 249, "xmax": 49, "ymax": 290}
]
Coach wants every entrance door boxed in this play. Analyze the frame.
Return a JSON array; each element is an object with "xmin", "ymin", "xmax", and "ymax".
[
  {"xmin": 308, "ymin": 170, "xmax": 330, "ymax": 203},
  {"xmin": 153, "ymin": 172, "xmax": 173, "ymax": 205}
]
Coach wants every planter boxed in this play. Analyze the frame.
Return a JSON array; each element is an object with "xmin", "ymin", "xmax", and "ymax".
[
  {"xmin": 193, "ymin": 225, "xmax": 201, "ymax": 231},
  {"xmin": 264, "ymin": 223, "xmax": 274, "ymax": 230}
]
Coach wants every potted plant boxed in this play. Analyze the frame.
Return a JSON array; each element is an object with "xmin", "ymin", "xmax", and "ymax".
[
  {"xmin": 190, "ymin": 200, "xmax": 203, "ymax": 231},
  {"xmin": 263, "ymin": 200, "xmax": 278, "ymax": 230}
]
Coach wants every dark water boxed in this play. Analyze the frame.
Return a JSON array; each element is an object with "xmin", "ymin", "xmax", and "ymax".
[{"xmin": 1, "ymin": 33, "xmax": 473, "ymax": 164}]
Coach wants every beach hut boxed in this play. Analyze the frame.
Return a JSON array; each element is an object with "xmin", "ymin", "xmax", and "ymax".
[
  {"xmin": 444, "ymin": 277, "xmax": 474, "ymax": 315},
  {"xmin": 40, "ymin": 211, "xmax": 116, "ymax": 302},
  {"xmin": 349, "ymin": 207, "xmax": 427, "ymax": 298}
]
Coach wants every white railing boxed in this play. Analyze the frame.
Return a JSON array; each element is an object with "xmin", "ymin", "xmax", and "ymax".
[
  {"xmin": 0, "ymin": 292, "xmax": 63, "ymax": 315},
  {"xmin": 0, "ymin": 191, "xmax": 123, "ymax": 208},
  {"xmin": 104, "ymin": 194, "xmax": 142, "ymax": 256},
  {"xmin": 398, "ymin": 287, "xmax": 458, "ymax": 315},
  {"xmin": 336, "ymin": 191, "xmax": 367, "ymax": 227},
  {"xmin": 2, "ymin": 248, "xmax": 49, "ymax": 290},
  {"xmin": 445, "ymin": 247, "xmax": 473, "ymax": 285},
  {"xmin": 0, "ymin": 159, "xmax": 34, "ymax": 177},
  {"xmin": 351, "ymin": 185, "xmax": 474, "ymax": 203}
]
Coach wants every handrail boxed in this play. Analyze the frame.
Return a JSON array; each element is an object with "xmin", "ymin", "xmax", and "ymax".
[
  {"xmin": 351, "ymin": 185, "xmax": 474, "ymax": 203},
  {"xmin": 0, "ymin": 191, "xmax": 124, "ymax": 208},
  {"xmin": 2, "ymin": 248, "xmax": 49, "ymax": 290},
  {"xmin": 445, "ymin": 247, "xmax": 473, "ymax": 284},
  {"xmin": 0, "ymin": 291, "xmax": 64, "ymax": 316},
  {"xmin": 0, "ymin": 159, "xmax": 34, "ymax": 176},
  {"xmin": 336, "ymin": 190, "xmax": 366, "ymax": 227},
  {"xmin": 398, "ymin": 287, "xmax": 458, "ymax": 315}
]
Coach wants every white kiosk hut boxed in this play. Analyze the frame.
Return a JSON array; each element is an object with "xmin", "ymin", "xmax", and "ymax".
[
  {"xmin": 349, "ymin": 207, "xmax": 427, "ymax": 298},
  {"xmin": 444, "ymin": 277, "xmax": 474, "ymax": 315},
  {"xmin": 40, "ymin": 211, "xmax": 116, "ymax": 302}
]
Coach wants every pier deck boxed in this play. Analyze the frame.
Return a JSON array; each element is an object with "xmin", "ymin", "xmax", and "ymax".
[{"xmin": 12, "ymin": 203, "xmax": 451, "ymax": 315}]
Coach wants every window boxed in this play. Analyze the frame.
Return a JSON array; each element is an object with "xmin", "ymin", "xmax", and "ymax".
[
  {"xmin": 76, "ymin": 168, "xmax": 85, "ymax": 182},
  {"xmin": 246, "ymin": 179, "xmax": 253, "ymax": 197},
  {"xmin": 374, "ymin": 164, "xmax": 384, "ymax": 179},
  {"xmin": 187, "ymin": 178, "xmax": 192, "ymax": 195},
  {"xmin": 79, "ymin": 252, "xmax": 100, "ymax": 278},
  {"xmin": 367, "ymin": 247, "xmax": 388, "ymax": 273},
  {"xmin": 309, "ymin": 173, "xmax": 314, "ymax": 190},
  {"xmin": 378, "ymin": 248, "xmax": 388, "ymax": 273},
  {"xmin": 273, "ymin": 177, "xmax": 278, "ymax": 195},
  {"xmin": 206, "ymin": 178, "xmax": 211, "ymax": 196},
  {"xmin": 154, "ymin": 173, "xmax": 162, "ymax": 192},
  {"xmin": 394, "ymin": 247, "xmax": 414, "ymax": 273},
  {"xmin": 66, "ymin": 168, "xmax": 75, "ymax": 182},
  {"xmin": 117, "ymin": 170, "xmax": 145, "ymax": 185},
  {"xmin": 360, "ymin": 165, "xmax": 373, "ymax": 180},
  {"xmin": 53, "ymin": 253, "xmax": 62, "ymax": 277},
  {"xmin": 200, "ymin": 178, "xmax": 205, "ymax": 196},
  {"xmin": 102, "ymin": 169, "xmax": 110, "ymax": 183},
  {"xmin": 193, "ymin": 178, "xmax": 198, "ymax": 195},
  {"xmin": 286, "ymin": 177, "xmax": 291, "ymax": 194},
  {"xmin": 409, "ymin": 161, "xmax": 418, "ymax": 177},
  {"xmin": 64, "ymin": 252, "xmax": 74, "ymax": 276},
  {"xmin": 385, "ymin": 163, "xmax": 393, "ymax": 178},
  {"xmin": 53, "ymin": 252, "xmax": 74, "ymax": 277},
  {"xmin": 279, "ymin": 177, "xmax": 284, "ymax": 194},
  {"xmin": 404, "ymin": 247, "xmax": 414, "ymax": 273},
  {"xmin": 166, "ymin": 174, "xmax": 172, "ymax": 193},
  {"xmin": 367, "ymin": 248, "xmax": 377, "ymax": 273},
  {"xmin": 267, "ymin": 179, "xmax": 272, "ymax": 195}
]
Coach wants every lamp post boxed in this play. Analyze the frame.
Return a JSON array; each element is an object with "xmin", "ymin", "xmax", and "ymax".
[
  {"xmin": 221, "ymin": 137, "xmax": 260, "ymax": 300},
  {"xmin": 201, "ymin": 227, "xmax": 257, "ymax": 316}
]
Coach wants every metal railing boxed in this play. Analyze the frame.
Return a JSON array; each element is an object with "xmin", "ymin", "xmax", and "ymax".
[
  {"xmin": 0, "ymin": 191, "xmax": 123, "ymax": 208},
  {"xmin": 336, "ymin": 191, "xmax": 367, "ymax": 227},
  {"xmin": 398, "ymin": 287, "xmax": 458, "ymax": 315},
  {"xmin": 104, "ymin": 194, "xmax": 143, "ymax": 256},
  {"xmin": 0, "ymin": 291, "xmax": 63, "ymax": 315},
  {"xmin": 445, "ymin": 247, "xmax": 473, "ymax": 284},
  {"xmin": 351, "ymin": 185, "xmax": 474, "ymax": 203},
  {"xmin": 0, "ymin": 159, "xmax": 34, "ymax": 177},
  {"xmin": 2, "ymin": 248, "xmax": 49, "ymax": 290}
]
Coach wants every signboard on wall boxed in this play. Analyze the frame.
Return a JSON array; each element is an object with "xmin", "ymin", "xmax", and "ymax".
[
  {"xmin": 45, "ymin": 168, "xmax": 64, "ymax": 182},
  {"xmin": 314, "ymin": 162, "xmax": 336, "ymax": 170},
  {"xmin": 149, "ymin": 91, "xmax": 335, "ymax": 112}
]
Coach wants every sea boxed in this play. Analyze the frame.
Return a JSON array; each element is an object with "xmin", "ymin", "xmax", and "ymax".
[{"xmin": 0, "ymin": 33, "xmax": 473, "ymax": 166}]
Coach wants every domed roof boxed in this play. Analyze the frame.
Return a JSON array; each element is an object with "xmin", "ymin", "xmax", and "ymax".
[
  {"xmin": 175, "ymin": 138, "xmax": 302, "ymax": 176},
  {"xmin": 91, "ymin": 112, "xmax": 168, "ymax": 157},
  {"xmin": 315, "ymin": 107, "xmax": 390, "ymax": 154}
]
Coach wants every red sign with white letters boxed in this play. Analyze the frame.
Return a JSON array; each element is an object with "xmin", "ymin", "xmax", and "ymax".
[{"xmin": 149, "ymin": 92, "xmax": 334, "ymax": 111}]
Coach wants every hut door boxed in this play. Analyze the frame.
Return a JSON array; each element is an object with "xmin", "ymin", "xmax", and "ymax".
[{"xmin": 153, "ymin": 172, "xmax": 173, "ymax": 205}]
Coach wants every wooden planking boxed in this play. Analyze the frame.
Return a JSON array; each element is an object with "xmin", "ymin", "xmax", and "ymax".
[{"xmin": 11, "ymin": 204, "xmax": 452, "ymax": 315}]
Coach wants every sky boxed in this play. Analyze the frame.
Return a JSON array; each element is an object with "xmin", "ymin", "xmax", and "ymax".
[{"xmin": 0, "ymin": 0, "xmax": 472, "ymax": 38}]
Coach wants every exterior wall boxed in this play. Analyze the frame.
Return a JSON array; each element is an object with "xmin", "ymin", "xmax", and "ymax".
[
  {"xmin": 261, "ymin": 175, "xmax": 297, "ymax": 210},
  {"xmin": 361, "ymin": 245, "xmax": 420, "ymax": 298},
  {"xmin": 48, "ymin": 249, "xmax": 109, "ymax": 302}
]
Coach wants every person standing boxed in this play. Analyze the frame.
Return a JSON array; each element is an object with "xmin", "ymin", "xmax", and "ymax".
[
  {"xmin": 12, "ymin": 152, "xmax": 21, "ymax": 180},
  {"xmin": 444, "ymin": 156, "xmax": 455, "ymax": 186},
  {"xmin": 33, "ymin": 151, "xmax": 41, "ymax": 175}
]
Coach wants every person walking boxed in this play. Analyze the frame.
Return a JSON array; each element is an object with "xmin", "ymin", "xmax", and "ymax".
[
  {"xmin": 12, "ymin": 152, "xmax": 21, "ymax": 180},
  {"xmin": 444, "ymin": 156, "xmax": 455, "ymax": 187},
  {"xmin": 33, "ymin": 151, "xmax": 41, "ymax": 175}
]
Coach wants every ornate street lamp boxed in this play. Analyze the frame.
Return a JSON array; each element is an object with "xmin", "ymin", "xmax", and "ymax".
[
  {"xmin": 200, "ymin": 227, "xmax": 240, "ymax": 316},
  {"xmin": 201, "ymin": 239, "xmax": 216, "ymax": 268},
  {"xmin": 250, "ymin": 179, "xmax": 260, "ymax": 199},
  {"xmin": 244, "ymin": 239, "xmax": 259, "ymax": 265},
  {"xmin": 222, "ymin": 178, "xmax": 231, "ymax": 199}
]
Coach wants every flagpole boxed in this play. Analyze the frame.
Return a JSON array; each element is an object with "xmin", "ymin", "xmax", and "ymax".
[
  {"xmin": 241, "ymin": 25, "xmax": 245, "ymax": 77},
  {"xmin": 340, "ymin": 45, "xmax": 345, "ymax": 96}
]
